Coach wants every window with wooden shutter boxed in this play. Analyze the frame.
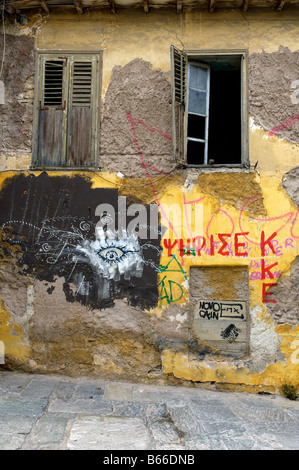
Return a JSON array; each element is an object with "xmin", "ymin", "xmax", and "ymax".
[
  {"xmin": 170, "ymin": 46, "xmax": 249, "ymax": 167},
  {"xmin": 32, "ymin": 51, "xmax": 101, "ymax": 169}
]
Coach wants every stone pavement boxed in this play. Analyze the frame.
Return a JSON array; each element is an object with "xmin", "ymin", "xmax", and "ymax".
[{"xmin": 0, "ymin": 370, "xmax": 299, "ymax": 451}]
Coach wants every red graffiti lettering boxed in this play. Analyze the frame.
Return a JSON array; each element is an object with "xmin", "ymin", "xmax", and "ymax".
[
  {"xmin": 261, "ymin": 259, "xmax": 279, "ymax": 280},
  {"xmin": 218, "ymin": 233, "xmax": 231, "ymax": 257},
  {"xmin": 262, "ymin": 283, "xmax": 277, "ymax": 304},
  {"xmin": 192, "ymin": 236, "xmax": 206, "ymax": 256},
  {"xmin": 234, "ymin": 232, "xmax": 249, "ymax": 257},
  {"xmin": 163, "ymin": 239, "xmax": 177, "ymax": 257},
  {"xmin": 260, "ymin": 231, "xmax": 278, "ymax": 257}
]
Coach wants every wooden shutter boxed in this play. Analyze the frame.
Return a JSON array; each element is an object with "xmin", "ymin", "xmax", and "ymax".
[
  {"xmin": 33, "ymin": 52, "xmax": 101, "ymax": 169},
  {"xmin": 170, "ymin": 45, "xmax": 187, "ymax": 165},
  {"xmin": 66, "ymin": 56, "xmax": 99, "ymax": 167},
  {"xmin": 35, "ymin": 56, "xmax": 67, "ymax": 167}
]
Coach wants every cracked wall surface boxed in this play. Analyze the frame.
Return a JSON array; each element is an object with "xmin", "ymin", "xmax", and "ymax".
[
  {"xmin": 0, "ymin": 10, "xmax": 298, "ymax": 394},
  {"xmin": 249, "ymin": 47, "xmax": 299, "ymax": 142},
  {"xmin": 0, "ymin": 34, "xmax": 35, "ymax": 155}
]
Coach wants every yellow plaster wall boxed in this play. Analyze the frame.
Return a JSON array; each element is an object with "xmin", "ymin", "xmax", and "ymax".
[{"xmin": 1, "ymin": 9, "xmax": 299, "ymax": 393}]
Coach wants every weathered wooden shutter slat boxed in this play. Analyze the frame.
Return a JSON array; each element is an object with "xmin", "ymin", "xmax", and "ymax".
[
  {"xmin": 170, "ymin": 45, "xmax": 187, "ymax": 164},
  {"xmin": 36, "ymin": 58, "xmax": 65, "ymax": 166},
  {"xmin": 67, "ymin": 108, "xmax": 92, "ymax": 167},
  {"xmin": 37, "ymin": 108, "xmax": 64, "ymax": 166},
  {"xmin": 67, "ymin": 59, "xmax": 94, "ymax": 167},
  {"xmin": 71, "ymin": 62, "xmax": 92, "ymax": 108},
  {"xmin": 43, "ymin": 60, "xmax": 64, "ymax": 107}
]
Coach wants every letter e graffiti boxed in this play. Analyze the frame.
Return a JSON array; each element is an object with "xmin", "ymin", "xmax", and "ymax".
[
  {"xmin": 291, "ymin": 340, "xmax": 299, "ymax": 365},
  {"xmin": 262, "ymin": 283, "xmax": 277, "ymax": 304}
]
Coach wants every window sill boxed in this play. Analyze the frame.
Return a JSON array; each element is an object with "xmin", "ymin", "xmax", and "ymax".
[
  {"xmin": 30, "ymin": 166, "xmax": 101, "ymax": 172},
  {"xmin": 177, "ymin": 163, "xmax": 252, "ymax": 172}
]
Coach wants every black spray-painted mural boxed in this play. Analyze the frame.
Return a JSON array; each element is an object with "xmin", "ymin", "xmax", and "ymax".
[{"xmin": 0, "ymin": 173, "xmax": 162, "ymax": 309}]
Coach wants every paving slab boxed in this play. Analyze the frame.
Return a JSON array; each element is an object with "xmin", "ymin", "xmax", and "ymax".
[
  {"xmin": 0, "ymin": 371, "xmax": 298, "ymax": 451},
  {"xmin": 67, "ymin": 416, "xmax": 152, "ymax": 450}
]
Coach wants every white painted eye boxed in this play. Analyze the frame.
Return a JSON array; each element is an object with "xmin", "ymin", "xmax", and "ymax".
[{"xmin": 97, "ymin": 247, "xmax": 126, "ymax": 264}]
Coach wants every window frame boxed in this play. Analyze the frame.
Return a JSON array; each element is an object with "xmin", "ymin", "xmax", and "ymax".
[
  {"xmin": 32, "ymin": 50, "xmax": 102, "ymax": 170},
  {"xmin": 171, "ymin": 46, "xmax": 249, "ymax": 168}
]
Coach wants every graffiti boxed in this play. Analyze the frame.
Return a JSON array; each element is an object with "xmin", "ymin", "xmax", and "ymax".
[
  {"xmin": 75, "ymin": 227, "xmax": 144, "ymax": 281},
  {"xmin": 220, "ymin": 324, "xmax": 242, "ymax": 343},
  {"xmin": 267, "ymin": 79, "xmax": 299, "ymax": 135},
  {"xmin": 163, "ymin": 233, "xmax": 251, "ymax": 258},
  {"xmin": 158, "ymin": 255, "xmax": 187, "ymax": 306},
  {"xmin": 158, "ymin": 275, "xmax": 184, "ymax": 306},
  {"xmin": 126, "ymin": 112, "xmax": 298, "ymax": 308},
  {"xmin": 250, "ymin": 270, "xmax": 281, "ymax": 281},
  {"xmin": 196, "ymin": 300, "xmax": 246, "ymax": 321},
  {"xmin": 0, "ymin": 114, "xmax": 297, "ymax": 312},
  {"xmin": 163, "ymin": 231, "xmax": 282, "ymax": 259},
  {"xmin": 239, "ymin": 196, "xmax": 299, "ymax": 244},
  {"xmin": 162, "ymin": 229, "xmax": 298, "ymax": 303},
  {"xmin": 0, "ymin": 174, "xmax": 162, "ymax": 310},
  {"xmin": 192, "ymin": 298, "xmax": 247, "ymax": 355},
  {"xmin": 269, "ymin": 115, "xmax": 299, "ymax": 136}
]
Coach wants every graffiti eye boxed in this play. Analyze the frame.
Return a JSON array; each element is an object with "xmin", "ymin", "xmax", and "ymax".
[{"xmin": 96, "ymin": 247, "xmax": 127, "ymax": 264}]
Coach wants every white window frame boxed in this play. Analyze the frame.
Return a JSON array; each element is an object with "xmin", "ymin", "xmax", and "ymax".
[{"xmin": 171, "ymin": 46, "xmax": 249, "ymax": 168}]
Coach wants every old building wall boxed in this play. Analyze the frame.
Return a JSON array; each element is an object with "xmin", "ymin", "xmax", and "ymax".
[{"xmin": 0, "ymin": 8, "xmax": 298, "ymax": 394}]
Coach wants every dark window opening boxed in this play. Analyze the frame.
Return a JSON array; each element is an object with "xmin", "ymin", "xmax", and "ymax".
[
  {"xmin": 186, "ymin": 56, "xmax": 242, "ymax": 166},
  {"xmin": 208, "ymin": 67, "xmax": 241, "ymax": 165}
]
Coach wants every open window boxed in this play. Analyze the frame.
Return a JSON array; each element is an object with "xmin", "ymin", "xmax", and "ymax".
[
  {"xmin": 171, "ymin": 46, "xmax": 248, "ymax": 167},
  {"xmin": 32, "ymin": 51, "xmax": 101, "ymax": 169}
]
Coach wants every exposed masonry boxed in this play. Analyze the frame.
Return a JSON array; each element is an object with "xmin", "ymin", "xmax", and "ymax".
[
  {"xmin": 100, "ymin": 58, "xmax": 175, "ymax": 177},
  {"xmin": 0, "ymin": 34, "xmax": 35, "ymax": 154},
  {"xmin": 249, "ymin": 46, "xmax": 299, "ymax": 143},
  {"xmin": 267, "ymin": 166, "xmax": 299, "ymax": 326},
  {"xmin": 282, "ymin": 166, "xmax": 299, "ymax": 208}
]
